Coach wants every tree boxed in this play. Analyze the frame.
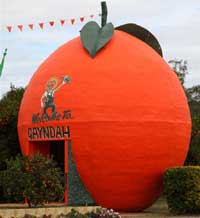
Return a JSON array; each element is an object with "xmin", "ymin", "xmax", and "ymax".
[
  {"xmin": 184, "ymin": 85, "xmax": 200, "ymax": 165},
  {"xmin": 168, "ymin": 60, "xmax": 200, "ymax": 165},
  {"xmin": 0, "ymin": 84, "xmax": 25, "ymax": 170},
  {"xmin": 168, "ymin": 59, "xmax": 188, "ymax": 85}
]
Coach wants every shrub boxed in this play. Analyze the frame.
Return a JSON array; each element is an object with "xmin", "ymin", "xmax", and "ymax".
[
  {"xmin": 25, "ymin": 154, "xmax": 65, "ymax": 206},
  {"xmin": 0, "ymin": 153, "xmax": 65, "ymax": 206},
  {"xmin": 164, "ymin": 166, "xmax": 200, "ymax": 214}
]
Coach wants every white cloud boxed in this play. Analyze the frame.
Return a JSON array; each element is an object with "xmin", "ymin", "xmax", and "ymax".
[{"xmin": 0, "ymin": 0, "xmax": 199, "ymax": 96}]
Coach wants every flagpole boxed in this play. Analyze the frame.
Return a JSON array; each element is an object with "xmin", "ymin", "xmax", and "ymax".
[{"xmin": 0, "ymin": 48, "xmax": 7, "ymax": 77}]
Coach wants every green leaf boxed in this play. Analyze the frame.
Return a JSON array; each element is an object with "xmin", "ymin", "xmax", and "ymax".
[
  {"xmin": 80, "ymin": 21, "xmax": 114, "ymax": 58},
  {"xmin": 115, "ymin": 24, "xmax": 163, "ymax": 57}
]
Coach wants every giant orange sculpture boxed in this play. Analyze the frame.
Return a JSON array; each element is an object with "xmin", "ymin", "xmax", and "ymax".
[{"xmin": 18, "ymin": 2, "xmax": 191, "ymax": 211}]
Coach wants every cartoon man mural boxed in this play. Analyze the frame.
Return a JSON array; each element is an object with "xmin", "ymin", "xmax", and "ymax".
[{"xmin": 41, "ymin": 75, "xmax": 71, "ymax": 116}]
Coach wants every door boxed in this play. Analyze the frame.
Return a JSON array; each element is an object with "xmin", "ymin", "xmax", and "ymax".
[{"xmin": 50, "ymin": 140, "xmax": 64, "ymax": 172}]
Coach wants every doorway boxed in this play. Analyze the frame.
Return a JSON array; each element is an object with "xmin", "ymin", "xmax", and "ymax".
[
  {"xmin": 50, "ymin": 140, "xmax": 64, "ymax": 172},
  {"xmin": 50, "ymin": 140, "xmax": 66, "ymax": 202}
]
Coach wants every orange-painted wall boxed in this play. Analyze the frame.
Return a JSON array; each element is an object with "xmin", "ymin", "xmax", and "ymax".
[
  {"xmin": 18, "ymin": 30, "xmax": 191, "ymax": 211},
  {"xmin": 29, "ymin": 141, "xmax": 50, "ymax": 156}
]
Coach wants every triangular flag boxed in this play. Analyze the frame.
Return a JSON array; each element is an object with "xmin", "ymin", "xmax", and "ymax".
[
  {"xmin": 0, "ymin": 49, "xmax": 7, "ymax": 78},
  {"xmin": 39, "ymin": 23, "xmax": 44, "ymax": 29},
  {"xmin": 7, "ymin": 26, "xmax": 12, "ymax": 32},
  {"xmin": 90, "ymin": 15, "xmax": 94, "ymax": 19},
  {"xmin": 17, "ymin": 25, "xmax": 23, "ymax": 31},
  {"xmin": 60, "ymin": 20, "xmax": 65, "ymax": 25},
  {"xmin": 70, "ymin": 19, "xmax": 75, "ymax": 25},
  {"xmin": 49, "ymin": 21, "xmax": 54, "ymax": 26},
  {"xmin": 28, "ymin": 24, "xmax": 34, "ymax": 30},
  {"xmin": 80, "ymin": 17, "xmax": 84, "ymax": 22}
]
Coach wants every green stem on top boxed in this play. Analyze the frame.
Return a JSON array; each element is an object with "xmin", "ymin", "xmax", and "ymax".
[
  {"xmin": 80, "ymin": 1, "xmax": 114, "ymax": 58},
  {"xmin": 101, "ymin": 1, "xmax": 108, "ymax": 27}
]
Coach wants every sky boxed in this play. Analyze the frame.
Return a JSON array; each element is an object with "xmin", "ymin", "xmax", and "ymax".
[{"xmin": 0, "ymin": 0, "xmax": 199, "ymax": 97}]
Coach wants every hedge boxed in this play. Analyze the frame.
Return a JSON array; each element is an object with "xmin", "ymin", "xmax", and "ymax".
[{"xmin": 164, "ymin": 166, "xmax": 200, "ymax": 214}]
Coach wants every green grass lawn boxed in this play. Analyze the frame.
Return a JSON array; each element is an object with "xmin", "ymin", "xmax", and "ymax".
[{"xmin": 121, "ymin": 197, "xmax": 200, "ymax": 218}]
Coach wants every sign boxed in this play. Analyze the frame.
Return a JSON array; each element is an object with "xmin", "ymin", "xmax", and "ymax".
[
  {"xmin": 28, "ymin": 75, "xmax": 72, "ymax": 141},
  {"xmin": 28, "ymin": 125, "xmax": 70, "ymax": 140},
  {"xmin": 32, "ymin": 110, "xmax": 72, "ymax": 123}
]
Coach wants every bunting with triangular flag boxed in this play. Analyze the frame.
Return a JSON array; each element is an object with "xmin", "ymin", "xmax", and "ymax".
[
  {"xmin": 60, "ymin": 20, "xmax": 65, "ymax": 25},
  {"xmin": 1, "ymin": 15, "xmax": 95, "ymax": 32},
  {"xmin": 6, "ymin": 26, "xmax": 12, "ymax": 32},
  {"xmin": 49, "ymin": 21, "xmax": 54, "ymax": 27},
  {"xmin": 80, "ymin": 17, "xmax": 84, "ymax": 22},
  {"xmin": 39, "ymin": 23, "xmax": 44, "ymax": 29},
  {"xmin": 70, "ymin": 18, "xmax": 75, "ymax": 25},
  {"xmin": 28, "ymin": 24, "xmax": 34, "ymax": 30},
  {"xmin": 17, "ymin": 25, "xmax": 23, "ymax": 31}
]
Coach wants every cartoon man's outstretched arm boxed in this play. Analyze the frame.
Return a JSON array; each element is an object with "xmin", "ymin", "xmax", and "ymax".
[{"xmin": 54, "ymin": 75, "xmax": 71, "ymax": 92}]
